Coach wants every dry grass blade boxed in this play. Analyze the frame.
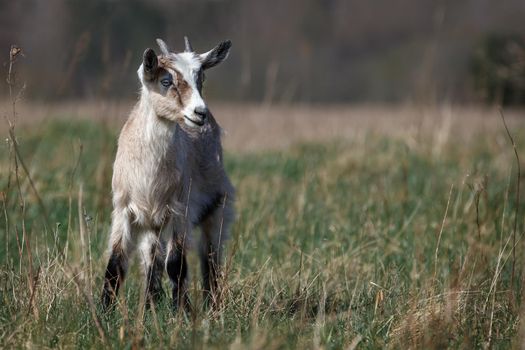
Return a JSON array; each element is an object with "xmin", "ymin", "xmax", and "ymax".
[
  {"xmin": 27, "ymin": 266, "xmax": 41, "ymax": 318},
  {"xmin": 78, "ymin": 184, "xmax": 88, "ymax": 268},
  {"xmin": 499, "ymin": 108, "xmax": 521, "ymax": 291},
  {"xmin": 5, "ymin": 45, "xmax": 50, "ymax": 229},
  {"xmin": 434, "ymin": 184, "xmax": 454, "ymax": 281},
  {"xmin": 346, "ymin": 334, "xmax": 363, "ymax": 350}
]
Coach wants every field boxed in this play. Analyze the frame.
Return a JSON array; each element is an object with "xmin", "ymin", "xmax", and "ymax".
[{"xmin": 1, "ymin": 102, "xmax": 525, "ymax": 348}]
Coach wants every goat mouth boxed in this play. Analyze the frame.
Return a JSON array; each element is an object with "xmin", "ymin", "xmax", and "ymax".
[{"xmin": 183, "ymin": 115, "xmax": 204, "ymax": 127}]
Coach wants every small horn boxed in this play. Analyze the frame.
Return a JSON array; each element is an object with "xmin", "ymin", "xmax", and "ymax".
[
  {"xmin": 156, "ymin": 38, "xmax": 170, "ymax": 56},
  {"xmin": 184, "ymin": 36, "xmax": 193, "ymax": 52}
]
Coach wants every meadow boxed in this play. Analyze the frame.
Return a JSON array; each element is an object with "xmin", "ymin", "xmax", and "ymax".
[{"xmin": 1, "ymin": 103, "xmax": 525, "ymax": 349}]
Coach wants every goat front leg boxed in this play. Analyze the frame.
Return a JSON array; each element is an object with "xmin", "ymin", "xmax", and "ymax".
[
  {"xmin": 138, "ymin": 231, "xmax": 165, "ymax": 308},
  {"xmin": 101, "ymin": 208, "xmax": 133, "ymax": 310}
]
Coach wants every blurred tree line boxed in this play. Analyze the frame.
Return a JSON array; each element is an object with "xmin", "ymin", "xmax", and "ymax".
[{"xmin": 1, "ymin": 0, "xmax": 525, "ymax": 105}]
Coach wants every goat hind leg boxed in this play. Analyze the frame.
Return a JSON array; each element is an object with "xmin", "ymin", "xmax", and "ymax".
[
  {"xmin": 101, "ymin": 209, "xmax": 133, "ymax": 310},
  {"xmin": 199, "ymin": 198, "xmax": 233, "ymax": 309}
]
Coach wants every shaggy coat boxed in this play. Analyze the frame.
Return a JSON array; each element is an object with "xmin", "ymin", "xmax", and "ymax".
[{"xmin": 101, "ymin": 38, "xmax": 234, "ymax": 310}]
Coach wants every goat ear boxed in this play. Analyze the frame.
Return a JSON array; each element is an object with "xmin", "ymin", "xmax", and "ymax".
[
  {"xmin": 143, "ymin": 48, "xmax": 158, "ymax": 81},
  {"xmin": 200, "ymin": 40, "xmax": 232, "ymax": 70}
]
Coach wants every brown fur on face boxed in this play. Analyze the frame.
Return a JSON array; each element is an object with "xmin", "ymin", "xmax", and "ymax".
[
  {"xmin": 172, "ymin": 70, "xmax": 192, "ymax": 106},
  {"xmin": 142, "ymin": 58, "xmax": 194, "ymax": 125}
]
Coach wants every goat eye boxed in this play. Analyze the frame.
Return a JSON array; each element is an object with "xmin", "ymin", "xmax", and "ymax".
[{"xmin": 161, "ymin": 78, "xmax": 172, "ymax": 87}]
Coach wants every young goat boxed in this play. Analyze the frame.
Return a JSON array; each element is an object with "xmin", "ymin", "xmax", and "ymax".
[{"xmin": 101, "ymin": 37, "xmax": 234, "ymax": 311}]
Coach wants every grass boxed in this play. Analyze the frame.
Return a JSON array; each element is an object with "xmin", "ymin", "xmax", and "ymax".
[{"xmin": 1, "ymin": 115, "xmax": 524, "ymax": 349}]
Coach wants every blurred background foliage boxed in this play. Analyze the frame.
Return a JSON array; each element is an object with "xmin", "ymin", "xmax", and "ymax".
[
  {"xmin": 471, "ymin": 34, "xmax": 525, "ymax": 105},
  {"xmin": 1, "ymin": 0, "xmax": 525, "ymax": 105}
]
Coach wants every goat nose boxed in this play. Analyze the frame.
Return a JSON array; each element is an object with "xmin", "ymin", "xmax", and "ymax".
[{"xmin": 194, "ymin": 106, "xmax": 208, "ymax": 119}]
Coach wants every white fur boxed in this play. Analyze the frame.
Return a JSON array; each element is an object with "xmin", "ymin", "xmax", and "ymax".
[
  {"xmin": 171, "ymin": 52, "xmax": 207, "ymax": 127},
  {"xmin": 138, "ymin": 232, "xmax": 158, "ymax": 270}
]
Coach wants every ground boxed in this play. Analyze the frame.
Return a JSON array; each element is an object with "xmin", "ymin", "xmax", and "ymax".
[{"xmin": 0, "ymin": 104, "xmax": 524, "ymax": 349}]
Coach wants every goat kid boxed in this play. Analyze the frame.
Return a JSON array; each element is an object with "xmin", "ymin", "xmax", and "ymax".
[{"xmin": 101, "ymin": 37, "xmax": 234, "ymax": 312}]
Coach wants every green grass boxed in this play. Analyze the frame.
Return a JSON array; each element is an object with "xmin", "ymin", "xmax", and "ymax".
[{"xmin": 1, "ymin": 119, "xmax": 524, "ymax": 349}]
